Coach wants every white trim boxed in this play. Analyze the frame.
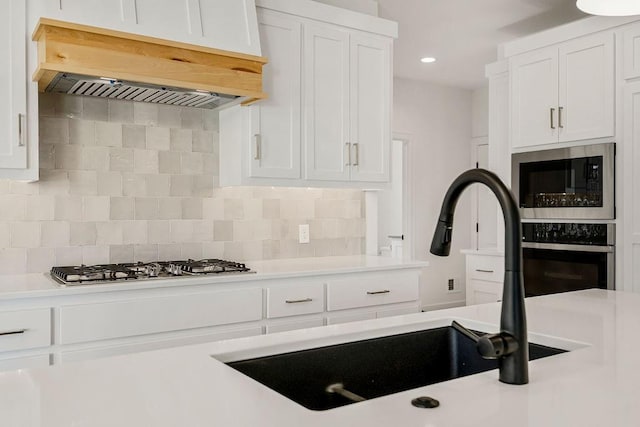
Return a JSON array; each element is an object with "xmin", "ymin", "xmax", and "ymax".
[
  {"xmin": 392, "ymin": 132, "xmax": 414, "ymax": 261},
  {"xmin": 502, "ymin": 15, "xmax": 640, "ymax": 58},
  {"xmin": 421, "ymin": 300, "xmax": 465, "ymax": 312},
  {"xmin": 255, "ymin": 0, "xmax": 398, "ymax": 37}
]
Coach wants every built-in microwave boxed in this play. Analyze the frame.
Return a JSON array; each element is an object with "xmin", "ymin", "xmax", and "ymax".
[{"xmin": 512, "ymin": 143, "xmax": 615, "ymax": 220}]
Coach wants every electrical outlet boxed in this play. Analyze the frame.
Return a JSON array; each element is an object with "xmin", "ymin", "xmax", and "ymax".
[
  {"xmin": 298, "ymin": 224, "xmax": 310, "ymax": 244},
  {"xmin": 447, "ymin": 278, "xmax": 462, "ymax": 293}
]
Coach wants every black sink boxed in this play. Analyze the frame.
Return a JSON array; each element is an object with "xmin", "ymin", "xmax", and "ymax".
[{"xmin": 227, "ymin": 326, "xmax": 566, "ymax": 411}]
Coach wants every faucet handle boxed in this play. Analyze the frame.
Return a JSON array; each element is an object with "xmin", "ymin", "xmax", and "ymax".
[{"xmin": 452, "ymin": 320, "xmax": 519, "ymax": 360}]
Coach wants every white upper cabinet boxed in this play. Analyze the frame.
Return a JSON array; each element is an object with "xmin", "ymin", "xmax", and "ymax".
[
  {"xmin": 40, "ymin": 0, "xmax": 262, "ymax": 55},
  {"xmin": 623, "ymin": 22, "xmax": 640, "ymax": 80},
  {"xmin": 303, "ymin": 22, "xmax": 350, "ymax": 181},
  {"xmin": 249, "ymin": 9, "xmax": 301, "ymax": 179},
  {"xmin": 219, "ymin": 1, "xmax": 396, "ymax": 187},
  {"xmin": 0, "ymin": 0, "xmax": 30, "ymax": 175},
  {"xmin": 0, "ymin": 0, "xmax": 27, "ymax": 169},
  {"xmin": 510, "ymin": 32, "xmax": 614, "ymax": 149},
  {"xmin": 304, "ymin": 24, "xmax": 391, "ymax": 183}
]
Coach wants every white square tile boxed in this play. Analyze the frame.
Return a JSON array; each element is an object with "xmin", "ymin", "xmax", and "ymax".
[
  {"xmin": 181, "ymin": 152, "xmax": 203, "ymax": 175},
  {"xmin": 82, "ymin": 245, "xmax": 110, "ymax": 265},
  {"xmin": 158, "ymin": 151, "xmax": 181, "ymax": 174},
  {"xmin": 109, "ymin": 244, "xmax": 134, "ymax": 263},
  {"xmin": 134, "ymin": 149, "xmax": 159, "ymax": 174},
  {"xmin": 69, "ymin": 170, "xmax": 98, "ymax": 195},
  {"xmin": 203, "ymin": 198, "xmax": 224, "ymax": 220},
  {"xmin": 122, "ymin": 220, "xmax": 148, "ymax": 245},
  {"xmin": 69, "ymin": 119, "xmax": 95, "ymax": 145},
  {"xmin": 180, "ymin": 243, "xmax": 202, "ymax": 259},
  {"xmin": 82, "ymin": 146, "xmax": 110, "ymax": 172},
  {"xmin": 70, "ymin": 222, "xmax": 97, "ymax": 246},
  {"xmin": 157, "ymin": 104, "xmax": 182, "ymax": 128},
  {"xmin": 109, "ymin": 148, "xmax": 134, "ymax": 172},
  {"xmin": 170, "ymin": 129, "xmax": 192, "ymax": 152},
  {"xmin": 133, "ymin": 244, "xmax": 158, "ymax": 262},
  {"xmin": 192, "ymin": 220, "xmax": 213, "ymax": 242},
  {"xmin": 96, "ymin": 221, "xmax": 124, "ymax": 245},
  {"xmin": 0, "ymin": 222, "xmax": 10, "ymax": 247},
  {"xmin": 135, "ymin": 197, "xmax": 159, "ymax": 220},
  {"xmin": 95, "ymin": 121, "xmax": 123, "ymax": 147},
  {"xmin": 55, "ymin": 144, "xmax": 83, "ymax": 170},
  {"xmin": 10, "ymin": 221, "xmax": 40, "ymax": 248},
  {"xmin": 148, "ymin": 220, "xmax": 171, "ymax": 244},
  {"xmin": 108, "ymin": 100, "xmax": 134, "ymax": 123},
  {"xmin": 159, "ymin": 198, "xmax": 182, "ymax": 219},
  {"xmin": 41, "ymin": 221, "xmax": 70, "ymax": 247},
  {"xmin": 181, "ymin": 108, "xmax": 203, "ymax": 130},
  {"xmin": 133, "ymin": 103, "xmax": 158, "ymax": 126},
  {"xmin": 192, "ymin": 130, "xmax": 214, "ymax": 153},
  {"xmin": 157, "ymin": 243, "xmax": 182, "ymax": 261},
  {"xmin": 10, "ymin": 181, "xmax": 39, "ymax": 195},
  {"xmin": 54, "ymin": 246, "xmax": 83, "ymax": 266},
  {"xmin": 25, "ymin": 195, "xmax": 55, "ymax": 221},
  {"xmin": 54, "ymin": 195, "xmax": 83, "ymax": 221},
  {"xmin": 202, "ymin": 241, "xmax": 224, "ymax": 258},
  {"xmin": 122, "ymin": 124, "xmax": 146, "ymax": 149},
  {"xmin": 38, "ymin": 170, "xmax": 70, "ymax": 195},
  {"xmin": 146, "ymin": 127, "xmax": 170, "ymax": 151},
  {"xmin": 170, "ymin": 220, "xmax": 194, "ymax": 243},
  {"xmin": 182, "ymin": 198, "xmax": 203, "ymax": 219},
  {"xmin": 110, "ymin": 197, "xmax": 134, "ymax": 220},
  {"xmin": 122, "ymin": 173, "xmax": 146, "ymax": 196},
  {"xmin": 26, "ymin": 247, "xmax": 55, "ymax": 273},
  {"xmin": 39, "ymin": 117, "xmax": 69, "ymax": 144},
  {"xmin": 83, "ymin": 196, "xmax": 110, "ymax": 221},
  {"xmin": 0, "ymin": 195, "xmax": 26, "ymax": 220},
  {"xmin": 82, "ymin": 97, "xmax": 109, "ymax": 121},
  {"xmin": 0, "ymin": 248, "xmax": 27, "ymax": 274},
  {"xmin": 97, "ymin": 171, "xmax": 123, "ymax": 196},
  {"xmin": 145, "ymin": 174, "xmax": 170, "ymax": 197},
  {"xmin": 170, "ymin": 175, "xmax": 193, "ymax": 197}
]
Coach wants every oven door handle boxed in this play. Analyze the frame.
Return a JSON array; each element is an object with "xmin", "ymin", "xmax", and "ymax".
[{"xmin": 522, "ymin": 242, "xmax": 614, "ymax": 253}]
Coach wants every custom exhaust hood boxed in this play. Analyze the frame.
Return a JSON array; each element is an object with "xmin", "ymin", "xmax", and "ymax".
[{"xmin": 32, "ymin": 19, "xmax": 267, "ymax": 109}]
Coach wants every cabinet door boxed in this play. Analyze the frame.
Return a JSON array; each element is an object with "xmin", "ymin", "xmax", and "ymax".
[
  {"xmin": 304, "ymin": 22, "xmax": 350, "ymax": 181},
  {"xmin": 249, "ymin": 10, "xmax": 301, "ymax": 179},
  {"xmin": 623, "ymin": 22, "xmax": 640, "ymax": 80},
  {"xmin": 466, "ymin": 279, "xmax": 502, "ymax": 305},
  {"xmin": 0, "ymin": 0, "xmax": 27, "ymax": 169},
  {"xmin": 510, "ymin": 47, "xmax": 558, "ymax": 148},
  {"xmin": 349, "ymin": 33, "xmax": 391, "ymax": 182},
  {"xmin": 623, "ymin": 81, "xmax": 640, "ymax": 293},
  {"xmin": 558, "ymin": 32, "xmax": 614, "ymax": 143}
]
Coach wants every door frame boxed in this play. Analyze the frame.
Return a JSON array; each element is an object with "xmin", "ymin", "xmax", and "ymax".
[{"xmin": 392, "ymin": 132, "xmax": 414, "ymax": 260}]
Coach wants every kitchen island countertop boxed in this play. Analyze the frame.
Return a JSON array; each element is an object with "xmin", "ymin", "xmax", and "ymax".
[{"xmin": 0, "ymin": 288, "xmax": 638, "ymax": 426}]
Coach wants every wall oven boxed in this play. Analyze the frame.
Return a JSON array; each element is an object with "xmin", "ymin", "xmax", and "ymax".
[
  {"xmin": 512, "ymin": 143, "xmax": 615, "ymax": 220},
  {"xmin": 522, "ymin": 222, "xmax": 614, "ymax": 297}
]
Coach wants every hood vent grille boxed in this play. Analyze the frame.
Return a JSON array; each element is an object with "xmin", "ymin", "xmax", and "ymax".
[
  {"xmin": 32, "ymin": 19, "xmax": 267, "ymax": 110},
  {"xmin": 49, "ymin": 73, "xmax": 238, "ymax": 110}
]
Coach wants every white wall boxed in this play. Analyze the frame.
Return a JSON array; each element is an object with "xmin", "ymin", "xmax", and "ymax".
[
  {"xmin": 471, "ymin": 86, "xmax": 489, "ymax": 138},
  {"xmin": 393, "ymin": 77, "xmax": 472, "ymax": 311}
]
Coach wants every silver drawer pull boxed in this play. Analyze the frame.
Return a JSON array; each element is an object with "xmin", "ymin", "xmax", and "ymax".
[
  {"xmin": 475, "ymin": 269, "xmax": 494, "ymax": 273},
  {"xmin": 0, "ymin": 329, "xmax": 27, "ymax": 336},
  {"xmin": 367, "ymin": 290, "xmax": 390, "ymax": 295},
  {"xmin": 285, "ymin": 298, "xmax": 313, "ymax": 304}
]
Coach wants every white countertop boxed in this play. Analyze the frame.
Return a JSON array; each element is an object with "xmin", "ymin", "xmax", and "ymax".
[
  {"xmin": 0, "ymin": 255, "xmax": 428, "ymax": 300},
  {"xmin": 460, "ymin": 248, "xmax": 505, "ymax": 256},
  {"xmin": 1, "ymin": 289, "xmax": 638, "ymax": 426}
]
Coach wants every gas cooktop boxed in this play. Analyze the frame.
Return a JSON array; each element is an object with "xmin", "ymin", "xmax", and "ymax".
[{"xmin": 50, "ymin": 259, "xmax": 254, "ymax": 286}]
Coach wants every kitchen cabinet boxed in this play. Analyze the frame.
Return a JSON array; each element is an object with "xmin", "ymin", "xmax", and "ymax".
[
  {"xmin": 39, "ymin": 0, "xmax": 262, "ymax": 56},
  {"xmin": 624, "ymin": 22, "xmax": 640, "ymax": 80},
  {"xmin": 464, "ymin": 252, "xmax": 504, "ymax": 305},
  {"xmin": 219, "ymin": 1, "xmax": 395, "ymax": 187},
  {"xmin": 510, "ymin": 32, "xmax": 614, "ymax": 149},
  {"xmin": 0, "ymin": 308, "xmax": 52, "ymax": 371},
  {"xmin": 265, "ymin": 281, "xmax": 324, "ymax": 319},
  {"xmin": 304, "ymin": 24, "xmax": 391, "ymax": 183},
  {"xmin": 0, "ymin": 0, "xmax": 31, "ymax": 177},
  {"xmin": 622, "ymin": 81, "xmax": 640, "ymax": 293},
  {"xmin": 247, "ymin": 9, "xmax": 302, "ymax": 180}
]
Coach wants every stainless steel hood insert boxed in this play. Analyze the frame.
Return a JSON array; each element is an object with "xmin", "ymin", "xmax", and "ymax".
[{"xmin": 47, "ymin": 73, "xmax": 239, "ymax": 110}]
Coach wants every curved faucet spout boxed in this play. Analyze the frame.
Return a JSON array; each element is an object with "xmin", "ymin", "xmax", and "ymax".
[{"xmin": 430, "ymin": 168, "xmax": 528, "ymax": 385}]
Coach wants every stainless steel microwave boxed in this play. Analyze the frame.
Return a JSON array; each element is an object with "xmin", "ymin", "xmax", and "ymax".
[{"xmin": 512, "ymin": 143, "xmax": 615, "ymax": 220}]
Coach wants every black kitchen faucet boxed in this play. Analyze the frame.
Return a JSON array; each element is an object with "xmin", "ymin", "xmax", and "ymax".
[{"xmin": 430, "ymin": 168, "xmax": 529, "ymax": 385}]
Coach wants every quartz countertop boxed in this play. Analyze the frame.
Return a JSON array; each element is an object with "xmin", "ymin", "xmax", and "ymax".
[
  {"xmin": 0, "ymin": 255, "xmax": 428, "ymax": 300},
  {"xmin": 0, "ymin": 289, "xmax": 638, "ymax": 426}
]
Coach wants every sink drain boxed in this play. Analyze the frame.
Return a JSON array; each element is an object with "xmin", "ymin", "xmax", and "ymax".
[{"xmin": 411, "ymin": 396, "xmax": 440, "ymax": 409}]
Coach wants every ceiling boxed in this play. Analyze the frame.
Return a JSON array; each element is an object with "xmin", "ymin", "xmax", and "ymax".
[{"xmin": 377, "ymin": 0, "xmax": 588, "ymax": 89}]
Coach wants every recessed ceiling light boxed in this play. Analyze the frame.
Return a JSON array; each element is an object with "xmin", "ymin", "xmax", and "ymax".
[
  {"xmin": 576, "ymin": 0, "xmax": 640, "ymax": 16},
  {"xmin": 420, "ymin": 57, "xmax": 436, "ymax": 64}
]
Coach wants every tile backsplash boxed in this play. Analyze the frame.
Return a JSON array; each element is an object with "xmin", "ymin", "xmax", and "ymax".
[{"xmin": 0, "ymin": 94, "xmax": 365, "ymax": 274}]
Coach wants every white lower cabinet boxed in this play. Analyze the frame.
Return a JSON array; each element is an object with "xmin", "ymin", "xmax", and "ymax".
[
  {"xmin": 0, "ymin": 308, "xmax": 52, "ymax": 371},
  {"xmin": 265, "ymin": 281, "xmax": 324, "ymax": 318},
  {"xmin": 465, "ymin": 253, "xmax": 504, "ymax": 305}
]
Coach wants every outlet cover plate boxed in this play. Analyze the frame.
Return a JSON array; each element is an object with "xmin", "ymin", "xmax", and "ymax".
[{"xmin": 299, "ymin": 224, "xmax": 310, "ymax": 244}]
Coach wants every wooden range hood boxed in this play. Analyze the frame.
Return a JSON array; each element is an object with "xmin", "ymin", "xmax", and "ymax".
[{"xmin": 32, "ymin": 18, "xmax": 267, "ymax": 109}]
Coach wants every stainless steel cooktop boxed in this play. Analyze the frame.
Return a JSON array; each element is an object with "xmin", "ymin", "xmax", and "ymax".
[{"xmin": 50, "ymin": 259, "xmax": 254, "ymax": 286}]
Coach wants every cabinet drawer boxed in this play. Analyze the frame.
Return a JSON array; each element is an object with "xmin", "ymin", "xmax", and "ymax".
[
  {"xmin": 467, "ymin": 255, "xmax": 504, "ymax": 282},
  {"xmin": 0, "ymin": 309, "xmax": 51, "ymax": 352},
  {"xmin": 467, "ymin": 279, "xmax": 503, "ymax": 305},
  {"xmin": 59, "ymin": 288, "xmax": 263, "ymax": 344},
  {"xmin": 266, "ymin": 283, "xmax": 324, "ymax": 318},
  {"xmin": 326, "ymin": 271, "xmax": 419, "ymax": 311}
]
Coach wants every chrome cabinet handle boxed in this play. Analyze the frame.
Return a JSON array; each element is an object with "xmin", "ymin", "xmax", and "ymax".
[
  {"xmin": 475, "ymin": 269, "xmax": 494, "ymax": 273},
  {"xmin": 254, "ymin": 134, "xmax": 261, "ymax": 160},
  {"xmin": 0, "ymin": 329, "xmax": 27, "ymax": 336},
  {"xmin": 550, "ymin": 108, "xmax": 555, "ymax": 129},
  {"xmin": 352, "ymin": 143, "xmax": 359, "ymax": 166},
  {"xmin": 558, "ymin": 106, "xmax": 564, "ymax": 128},
  {"xmin": 366, "ymin": 290, "xmax": 390, "ymax": 295},
  {"xmin": 345, "ymin": 142, "xmax": 351, "ymax": 166},
  {"xmin": 285, "ymin": 298, "xmax": 313, "ymax": 304},
  {"xmin": 18, "ymin": 114, "xmax": 25, "ymax": 147}
]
